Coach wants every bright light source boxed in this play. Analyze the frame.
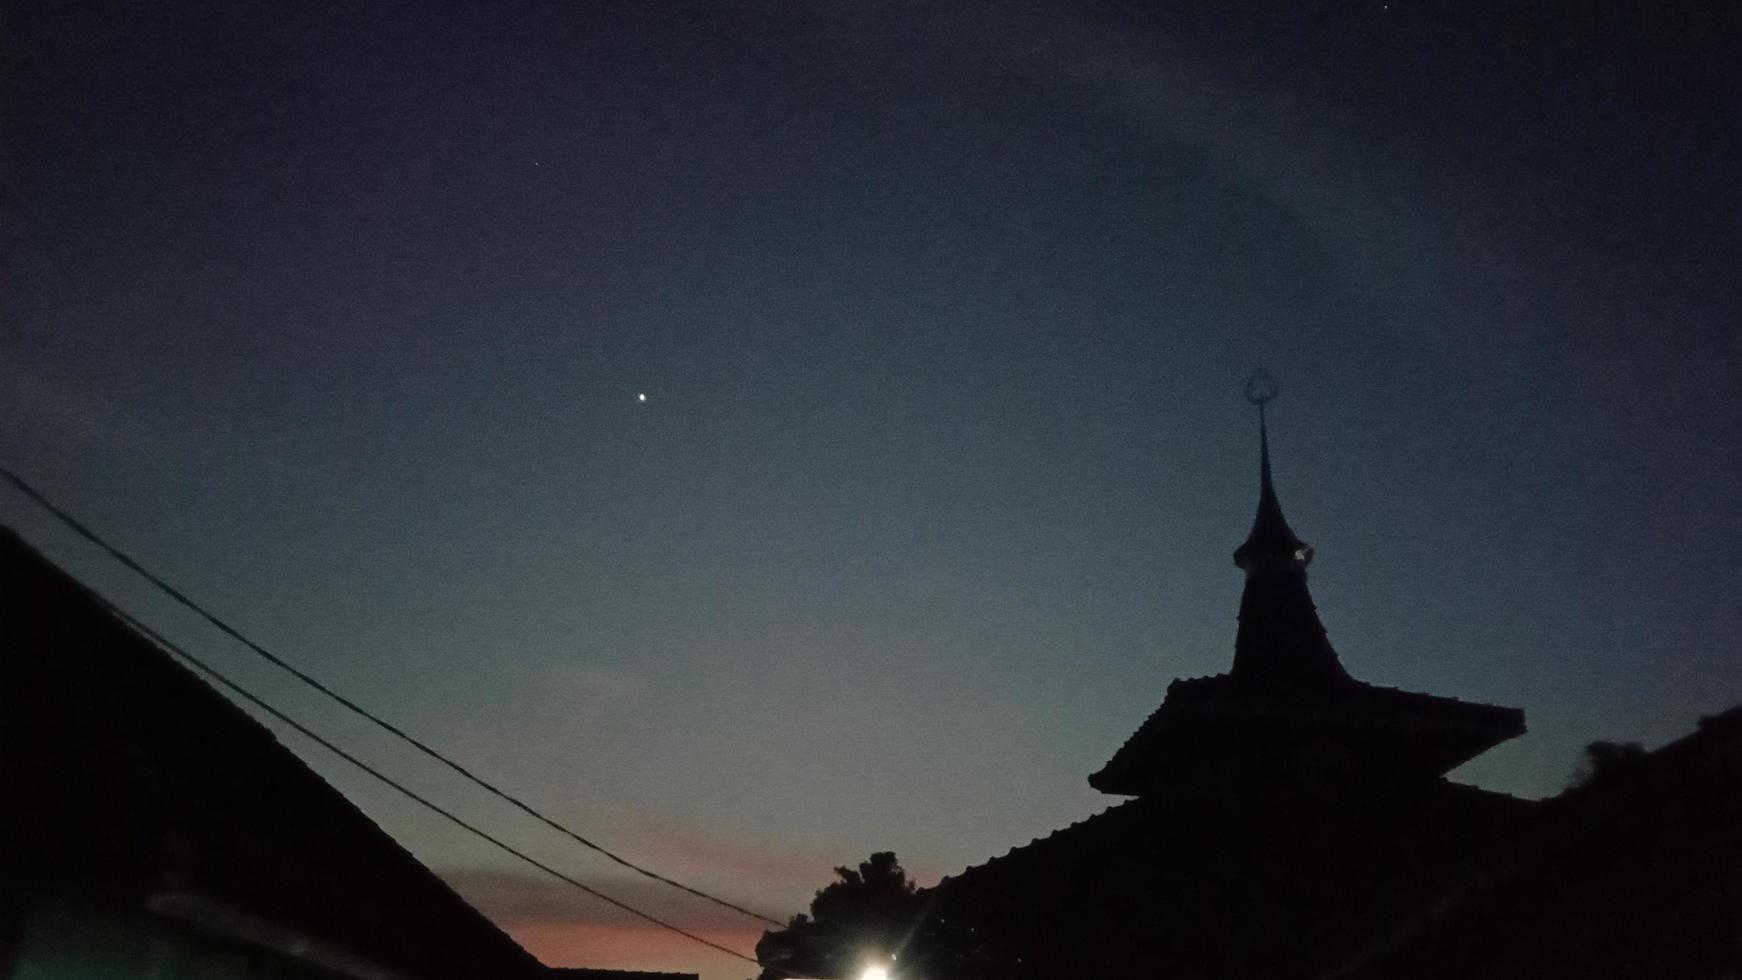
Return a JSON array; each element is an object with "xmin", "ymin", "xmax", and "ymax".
[{"xmin": 858, "ymin": 968, "xmax": 889, "ymax": 980}]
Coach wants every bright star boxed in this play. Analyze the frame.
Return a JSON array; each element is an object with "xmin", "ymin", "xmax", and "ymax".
[{"xmin": 637, "ymin": 393, "xmax": 647, "ymax": 402}]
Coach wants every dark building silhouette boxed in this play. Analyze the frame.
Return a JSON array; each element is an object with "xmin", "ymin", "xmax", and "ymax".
[
  {"xmin": 1090, "ymin": 409, "xmax": 1525, "ymax": 802},
  {"xmin": 1336, "ymin": 705, "xmax": 1742, "ymax": 980},
  {"xmin": 0, "ymin": 527, "xmax": 694, "ymax": 980},
  {"xmin": 887, "ymin": 409, "xmax": 1742, "ymax": 980}
]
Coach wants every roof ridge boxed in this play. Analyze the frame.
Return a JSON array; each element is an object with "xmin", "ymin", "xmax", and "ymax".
[{"xmin": 936, "ymin": 802, "xmax": 1139, "ymax": 882}]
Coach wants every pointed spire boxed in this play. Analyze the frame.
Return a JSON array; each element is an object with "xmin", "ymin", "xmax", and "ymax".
[
  {"xmin": 1228, "ymin": 372, "xmax": 1344, "ymax": 684},
  {"xmin": 1233, "ymin": 372, "xmax": 1310, "ymax": 571}
]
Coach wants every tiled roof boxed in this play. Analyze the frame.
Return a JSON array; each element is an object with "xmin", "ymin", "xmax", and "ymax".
[
  {"xmin": 927, "ymin": 779, "xmax": 1535, "ymax": 978},
  {"xmin": 1090, "ymin": 671, "xmax": 1526, "ymax": 794},
  {"xmin": 1334, "ymin": 705, "xmax": 1742, "ymax": 979},
  {"xmin": 934, "ymin": 801, "xmax": 1143, "ymax": 887}
]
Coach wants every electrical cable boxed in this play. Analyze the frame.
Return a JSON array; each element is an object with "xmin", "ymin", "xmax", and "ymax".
[
  {"xmin": 0, "ymin": 467, "xmax": 786, "ymax": 930},
  {"xmin": 90, "ymin": 593, "xmax": 763, "ymax": 967}
]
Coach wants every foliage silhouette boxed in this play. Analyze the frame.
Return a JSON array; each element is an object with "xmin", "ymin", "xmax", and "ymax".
[
  {"xmin": 1571, "ymin": 739, "xmax": 1646, "ymax": 787},
  {"xmin": 754, "ymin": 853, "xmax": 925, "ymax": 980}
]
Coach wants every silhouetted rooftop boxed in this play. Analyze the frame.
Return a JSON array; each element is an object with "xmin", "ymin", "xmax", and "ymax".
[
  {"xmin": 1334, "ymin": 705, "xmax": 1742, "ymax": 979},
  {"xmin": 0, "ymin": 526, "xmax": 667, "ymax": 980},
  {"xmin": 931, "ymin": 778, "xmax": 1535, "ymax": 978},
  {"xmin": 1090, "ymin": 672, "xmax": 1527, "ymax": 796},
  {"xmin": 931, "ymin": 708, "xmax": 1742, "ymax": 979},
  {"xmin": 1092, "ymin": 409, "xmax": 1525, "ymax": 797},
  {"xmin": 913, "ymin": 392, "xmax": 1729, "ymax": 978}
]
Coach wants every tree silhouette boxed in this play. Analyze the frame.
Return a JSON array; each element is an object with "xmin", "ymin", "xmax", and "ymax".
[
  {"xmin": 754, "ymin": 852, "xmax": 924, "ymax": 980},
  {"xmin": 1572, "ymin": 739, "xmax": 1646, "ymax": 787}
]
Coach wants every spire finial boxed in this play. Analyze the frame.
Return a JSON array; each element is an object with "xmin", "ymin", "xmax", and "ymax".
[
  {"xmin": 1243, "ymin": 369, "xmax": 1279, "ymax": 409},
  {"xmin": 1234, "ymin": 370, "xmax": 1309, "ymax": 571},
  {"xmin": 1243, "ymin": 369, "xmax": 1279, "ymax": 492}
]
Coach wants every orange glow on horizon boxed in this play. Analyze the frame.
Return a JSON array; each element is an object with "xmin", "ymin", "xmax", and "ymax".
[{"xmin": 511, "ymin": 920, "xmax": 768, "ymax": 980}]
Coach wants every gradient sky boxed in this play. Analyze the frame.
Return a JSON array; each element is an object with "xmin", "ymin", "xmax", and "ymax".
[{"xmin": 3, "ymin": 3, "xmax": 1738, "ymax": 978}]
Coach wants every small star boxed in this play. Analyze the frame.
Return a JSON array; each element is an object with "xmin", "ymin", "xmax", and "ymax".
[{"xmin": 637, "ymin": 393, "xmax": 647, "ymax": 402}]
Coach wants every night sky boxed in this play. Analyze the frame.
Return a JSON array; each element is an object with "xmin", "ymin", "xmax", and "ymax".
[{"xmin": 3, "ymin": 2, "xmax": 1737, "ymax": 977}]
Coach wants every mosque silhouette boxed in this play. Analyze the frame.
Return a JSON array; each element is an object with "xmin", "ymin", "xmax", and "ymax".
[{"xmin": 760, "ymin": 378, "xmax": 1742, "ymax": 980}]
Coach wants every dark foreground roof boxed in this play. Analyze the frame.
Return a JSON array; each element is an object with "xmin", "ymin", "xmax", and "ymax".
[
  {"xmin": 0, "ymin": 526, "xmax": 642, "ymax": 979},
  {"xmin": 928, "ymin": 778, "xmax": 1534, "ymax": 979},
  {"xmin": 1334, "ymin": 705, "xmax": 1742, "ymax": 980},
  {"xmin": 928, "ymin": 710, "xmax": 1742, "ymax": 979}
]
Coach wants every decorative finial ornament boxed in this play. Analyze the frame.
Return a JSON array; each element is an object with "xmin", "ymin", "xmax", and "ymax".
[{"xmin": 1243, "ymin": 369, "xmax": 1279, "ymax": 409}]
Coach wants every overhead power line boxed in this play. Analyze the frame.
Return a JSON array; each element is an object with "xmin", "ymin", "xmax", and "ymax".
[
  {"xmin": 96, "ymin": 594, "xmax": 761, "ymax": 968},
  {"xmin": 0, "ymin": 468, "xmax": 787, "ymax": 931}
]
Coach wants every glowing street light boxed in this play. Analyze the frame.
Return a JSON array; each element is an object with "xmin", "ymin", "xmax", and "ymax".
[{"xmin": 858, "ymin": 967, "xmax": 890, "ymax": 980}]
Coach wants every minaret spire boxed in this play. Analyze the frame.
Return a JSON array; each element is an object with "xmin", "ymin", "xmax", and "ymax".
[
  {"xmin": 1233, "ymin": 371, "xmax": 1310, "ymax": 572},
  {"xmin": 1086, "ymin": 372, "xmax": 1525, "ymax": 796},
  {"xmin": 1229, "ymin": 372, "xmax": 1345, "ymax": 685},
  {"xmin": 1259, "ymin": 395, "xmax": 1272, "ymax": 500}
]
